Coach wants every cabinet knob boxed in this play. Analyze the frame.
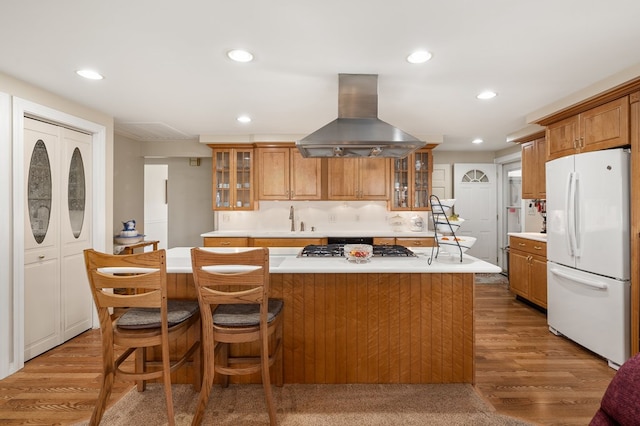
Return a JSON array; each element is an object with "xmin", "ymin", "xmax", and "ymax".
[
  {"xmin": 534, "ymin": 246, "xmax": 542, "ymax": 250},
  {"xmin": 38, "ymin": 255, "xmax": 45, "ymax": 259},
  {"xmin": 518, "ymin": 242, "xmax": 526, "ymax": 246},
  {"xmin": 220, "ymin": 242, "xmax": 231, "ymax": 246}
]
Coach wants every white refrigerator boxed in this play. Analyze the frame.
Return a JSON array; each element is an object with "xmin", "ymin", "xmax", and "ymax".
[{"xmin": 546, "ymin": 148, "xmax": 630, "ymax": 369}]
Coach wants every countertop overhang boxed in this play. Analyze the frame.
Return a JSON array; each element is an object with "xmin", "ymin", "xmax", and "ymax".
[
  {"xmin": 508, "ymin": 232, "xmax": 547, "ymax": 243},
  {"xmin": 201, "ymin": 230, "xmax": 436, "ymax": 238},
  {"xmin": 167, "ymin": 247, "xmax": 501, "ymax": 274}
]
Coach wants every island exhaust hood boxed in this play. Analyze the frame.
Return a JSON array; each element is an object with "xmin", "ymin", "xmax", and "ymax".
[{"xmin": 296, "ymin": 74, "xmax": 425, "ymax": 158}]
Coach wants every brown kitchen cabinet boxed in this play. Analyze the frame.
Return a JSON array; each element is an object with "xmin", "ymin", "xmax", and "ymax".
[
  {"xmin": 395, "ymin": 237, "xmax": 437, "ymax": 247},
  {"xmin": 390, "ymin": 149, "xmax": 433, "ymax": 210},
  {"xmin": 327, "ymin": 157, "xmax": 389, "ymax": 200},
  {"xmin": 546, "ymin": 96, "xmax": 629, "ymax": 161},
  {"xmin": 250, "ymin": 237, "xmax": 327, "ymax": 247},
  {"xmin": 509, "ymin": 236, "xmax": 547, "ymax": 308},
  {"xmin": 212, "ymin": 147, "xmax": 255, "ymax": 210},
  {"xmin": 256, "ymin": 147, "xmax": 322, "ymax": 200},
  {"xmin": 203, "ymin": 237, "xmax": 250, "ymax": 247},
  {"xmin": 521, "ymin": 135, "xmax": 546, "ymax": 199}
]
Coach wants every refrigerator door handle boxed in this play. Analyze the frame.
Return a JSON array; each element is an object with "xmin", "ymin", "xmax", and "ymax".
[
  {"xmin": 567, "ymin": 171, "xmax": 578, "ymax": 256},
  {"xmin": 549, "ymin": 267, "xmax": 608, "ymax": 290}
]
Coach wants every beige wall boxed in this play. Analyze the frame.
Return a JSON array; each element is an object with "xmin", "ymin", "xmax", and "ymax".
[
  {"xmin": 144, "ymin": 157, "xmax": 214, "ymax": 247},
  {"xmin": 114, "ymin": 134, "xmax": 145, "ymax": 235}
]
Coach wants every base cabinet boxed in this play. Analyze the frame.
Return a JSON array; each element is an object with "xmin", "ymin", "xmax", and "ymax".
[{"xmin": 509, "ymin": 236, "xmax": 547, "ymax": 309}]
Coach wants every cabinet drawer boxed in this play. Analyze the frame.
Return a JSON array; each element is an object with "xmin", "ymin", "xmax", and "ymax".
[
  {"xmin": 509, "ymin": 236, "xmax": 546, "ymax": 257},
  {"xmin": 251, "ymin": 238, "xmax": 327, "ymax": 247},
  {"xmin": 203, "ymin": 237, "xmax": 249, "ymax": 247},
  {"xmin": 396, "ymin": 237, "xmax": 436, "ymax": 247},
  {"xmin": 373, "ymin": 237, "xmax": 396, "ymax": 246}
]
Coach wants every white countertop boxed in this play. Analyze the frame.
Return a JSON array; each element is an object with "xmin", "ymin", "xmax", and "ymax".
[
  {"xmin": 167, "ymin": 247, "xmax": 501, "ymax": 274},
  {"xmin": 201, "ymin": 230, "xmax": 436, "ymax": 238},
  {"xmin": 508, "ymin": 232, "xmax": 547, "ymax": 243}
]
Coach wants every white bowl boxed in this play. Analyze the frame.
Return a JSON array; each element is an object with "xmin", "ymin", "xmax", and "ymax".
[
  {"xmin": 437, "ymin": 235, "xmax": 476, "ymax": 253},
  {"xmin": 344, "ymin": 244, "xmax": 373, "ymax": 263},
  {"xmin": 114, "ymin": 234, "xmax": 145, "ymax": 245},
  {"xmin": 435, "ymin": 218, "xmax": 465, "ymax": 233},
  {"xmin": 431, "ymin": 198, "xmax": 456, "ymax": 214}
]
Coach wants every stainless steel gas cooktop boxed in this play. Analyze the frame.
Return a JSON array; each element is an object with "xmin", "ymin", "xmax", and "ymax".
[{"xmin": 299, "ymin": 244, "xmax": 416, "ymax": 258}]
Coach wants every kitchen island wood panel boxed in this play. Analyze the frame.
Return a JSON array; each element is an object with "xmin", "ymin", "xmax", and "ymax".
[
  {"xmin": 273, "ymin": 272, "xmax": 474, "ymax": 384},
  {"xmin": 161, "ymin": 270, "xmax": 475, "ymax": 385}
]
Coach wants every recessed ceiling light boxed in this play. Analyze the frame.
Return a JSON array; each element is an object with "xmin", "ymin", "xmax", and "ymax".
[
  {"xmin": 472, "ymin": 138, "xmax": 484, "ymax": 144},
  {"xmin": 237, "ymin": 115, "xmax": 251, "ymax": 123},
  {"xmin": 227, "ymin": 49, "xmax": 254, "ymax": 63},
  {"xmin": 76, "ymin": 69, "xmax": 104, "ymax": 80},
  {"xmin": 407, "ymin": 50, "xmax": 432, "ymax": 64},
  {"xmin": 476, "ymin": 91, "xmax": 497, "ymax": 100}
]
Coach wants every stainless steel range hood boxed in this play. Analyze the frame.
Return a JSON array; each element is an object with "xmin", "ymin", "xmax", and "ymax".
[{"xmin": 296, "ymin": 74, "xmax": 425, "ymax": 158}]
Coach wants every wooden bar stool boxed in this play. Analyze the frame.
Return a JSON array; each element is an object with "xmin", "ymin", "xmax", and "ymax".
[
  {"xmin": 84, "ymin": 248, "xmax": 201, "ymax": 426},
  {"xmin": 190, "ymin": 247, "xmax": 283, "ymax": 426}
]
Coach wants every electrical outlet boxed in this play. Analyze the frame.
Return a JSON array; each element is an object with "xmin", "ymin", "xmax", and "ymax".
[
  {"xmin": 329, "ymin": 214, "xmax": 336, "ymax": 223},
  {"xmin": 222, "ymin": 213, "xmax": 230, "ymax": 222},
  {"xmin": 355, "ymin": 214, "xmax": 360, "ymax": 221}
]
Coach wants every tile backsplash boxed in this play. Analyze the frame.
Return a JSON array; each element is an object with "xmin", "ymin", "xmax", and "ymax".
[{"xmin": 215, "ymin": 201, "xmax": 429, "ymax": 233}]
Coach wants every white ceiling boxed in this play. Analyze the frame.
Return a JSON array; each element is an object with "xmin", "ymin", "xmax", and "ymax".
[{"xmin": 2, "ymin": 0, "xmax": 640, "ymax": 151}]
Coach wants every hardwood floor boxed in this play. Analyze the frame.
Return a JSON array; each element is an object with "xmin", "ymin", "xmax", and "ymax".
[
  {"xmin": 475, "ymin": 282, "xmax": 615, "ymax": 425},
  {"xmin": 0, "ymin": 281, "xmax": 615, "ymax": 425}
]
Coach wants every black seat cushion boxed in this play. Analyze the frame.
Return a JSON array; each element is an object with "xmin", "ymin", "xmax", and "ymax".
[
  {"xmin": 117, "ymin": 299, "xmax": 199, "ymax": 329},
  {"xmin": 213, "ymin": 299, "xmax": 283, "ymax": 327}
]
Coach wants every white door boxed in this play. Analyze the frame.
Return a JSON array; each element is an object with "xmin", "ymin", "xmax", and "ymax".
[
  {"xmin": 453, "ymin": 163, "xmax": 497, "ymax": 264},
  {"xmin": 24, "ymin": 118, "xmax": 93, "ymax": 360},
  {"xmin": 431, "ymin": 164, "xmax": 452, "ymax": 199},
  {"xmin": 144, "ymin": 164, "xmax": 168, "ymax": 250},
  {"xmin": 60, "ymin": 127, "xmax": 93, "ymax": 341},
  {"xmin": 24, "ymin": 119, "xmax": 61, "ymax": 360}
]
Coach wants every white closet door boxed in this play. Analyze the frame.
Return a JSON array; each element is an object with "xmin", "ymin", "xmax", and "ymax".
[
  {"xmin": 23, "ymin": 118, "xmax": 93, "ymax": 360},
  {"xmin": 60, "ymin": 127, "xmax": 93, "ymax": 341},
  {"xmin": 24, "ymin": 118, "xmax": 61, "ymax": 360}
]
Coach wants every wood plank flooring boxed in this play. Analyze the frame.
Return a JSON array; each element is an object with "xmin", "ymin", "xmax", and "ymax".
[
  {"xmin": 0, "ymin": 281, "xmax": 616, "ymax": 425},
  {"xmin": 475, "ymin": 282, "xmax": 615, "ymax": 425}
]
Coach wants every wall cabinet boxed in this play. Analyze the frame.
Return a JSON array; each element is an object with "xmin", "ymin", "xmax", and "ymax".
[
  {"xmin": 390, "ymin": 149, "xmax": 433, "ymax": 210},
  {"xmin": 546, "ymin": 96, "xmax": 629, "ymax": 161},
  {"xmin": 509, "ymin": 236, "xmax": 547, "ymax": 308},
  {"xmin": 327, "ymin": 157, "xmax": 389, "ymax": 200},
  {"xmin": 521, "ymin": 135, "xmax": 546, "ymax": 199},
  {"xmin": 256, "ymin": 147, "xmax": 322, "ymax": 200},
  {"xmin": 212, "ymin": 148, "xmax": 254, "ymax": 210}
]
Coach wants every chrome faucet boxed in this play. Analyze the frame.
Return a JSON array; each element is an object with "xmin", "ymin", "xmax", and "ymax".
[{"xmin": 289, "ymin": 205, "xmax": 295, "ymax": 232}]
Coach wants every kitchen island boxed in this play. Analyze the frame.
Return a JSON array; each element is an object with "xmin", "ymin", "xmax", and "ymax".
[{"xmin": 165, "ymin": 247, "xmax": 500, "ymax": 385}]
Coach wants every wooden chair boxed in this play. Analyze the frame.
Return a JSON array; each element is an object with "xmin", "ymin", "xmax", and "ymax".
[
  {"xmin": 190, "ymin": 247, "xmax": 284, "ymax": 426},
  {"xmin": 83, "ymin": 248, "xmax": 201, "ymax": 426}
]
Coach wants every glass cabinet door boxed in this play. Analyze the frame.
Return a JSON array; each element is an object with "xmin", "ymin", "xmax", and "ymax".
[
  {"xmin": 234, "ymin": 149, "xmax": 252, "ymax": 209},
  {"xmin": 392, "ymin": 157, "xmax": 409, "ymax": 209},
  {"xmin": 214, "ymin": 151, "xmax": 231, "ymax": 208},
  {"xmin": 390, "ymin": 149, "xmax": 433, "ymax": 211},
  {"xmin": 213, "ymin": 148, "xmax": 253, "ymax": 210},
  {"xmin": 413, "ymin": 150, "xmax": 431, "ymax": 209}
]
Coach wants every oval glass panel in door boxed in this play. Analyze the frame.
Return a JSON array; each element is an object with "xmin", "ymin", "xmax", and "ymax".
[
  {"xmin": 27, "ymin": 139, "xmax": 52, "ymax": 244},
  {"xmin": 67, "ymin": 147, "xmax": 86, "ymax": 238}
]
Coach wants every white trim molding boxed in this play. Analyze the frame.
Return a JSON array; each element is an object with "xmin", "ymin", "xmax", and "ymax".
[{"xmin": 6, "ymin": 98, "xmax": 106, "ymax": 378}]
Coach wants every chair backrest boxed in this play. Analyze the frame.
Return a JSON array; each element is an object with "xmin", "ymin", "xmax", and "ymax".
[
  {"xmin": 190, "ymin": 247, "xmax": 270, "ymax": 314},
  {"xmin": 84, "ymin": 248, "xmax": 168, "ymax": 331}
]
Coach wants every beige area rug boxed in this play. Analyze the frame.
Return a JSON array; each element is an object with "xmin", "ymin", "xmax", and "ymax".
[
  {"xmin": 74, "ymin": 383, "xmax": 532, "ymax": 426},
  {"xmin": 475, "ymin": 273, "xmax": 509, "ymax": 285}
]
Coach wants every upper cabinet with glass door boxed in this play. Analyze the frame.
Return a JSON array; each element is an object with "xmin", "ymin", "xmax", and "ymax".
[
  {"xmin": 390, "ymin": 148, "xmax": 433, "ymax": 211},
  {"xmin": 211, "ymin": 147, "xmax": 254, "ymax": 210}
]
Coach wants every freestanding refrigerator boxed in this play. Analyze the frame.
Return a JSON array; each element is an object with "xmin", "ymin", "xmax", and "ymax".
[{"xmin": 546, "ymin": 148, "xmax": 630, "ymax": 369}]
